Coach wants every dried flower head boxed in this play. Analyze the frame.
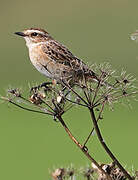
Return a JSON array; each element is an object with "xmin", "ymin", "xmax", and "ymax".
[
  {"xmin": 1, "ymin": 63, "xmax": 137, "ymax": 121},
  {"xmin": 92, "ymin": 162, "xmax": 127, "ymax": 180},
  {"xmin": 8, "ymin": 88, "xmax": 21, "ymax": 97}
]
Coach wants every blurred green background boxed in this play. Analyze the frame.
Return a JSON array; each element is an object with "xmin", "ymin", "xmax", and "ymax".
[{"xmin": 0, "ymin": 0, "xmax": 138, "ymax": 179}]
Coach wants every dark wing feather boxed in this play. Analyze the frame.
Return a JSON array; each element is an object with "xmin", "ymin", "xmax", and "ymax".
[
  {"xmin": 42, "ymin": 39, "xmax": 97, "ymax": 79},
  {"xmin": 42, "ymin": 39, "xmax": 83, "ymax": 68}
]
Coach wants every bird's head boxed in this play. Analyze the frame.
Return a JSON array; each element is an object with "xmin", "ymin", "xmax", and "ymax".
[{"xmin": 15, "ymin": 28, "xmax": 52, "ymax": 47}]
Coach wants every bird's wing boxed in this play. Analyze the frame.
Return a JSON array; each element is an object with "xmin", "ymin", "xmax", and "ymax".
[
  {"xmin": 42, "ymin": 39, "xmax": 83, "ymax": 68},
  {"xmin": 42, "ymin": 39, "xmax": 97, "ymax": 80}
]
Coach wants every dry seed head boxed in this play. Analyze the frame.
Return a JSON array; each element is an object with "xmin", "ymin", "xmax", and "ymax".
[
  {"xmin": 8, "ymin": 88, "xmax": 21, "ymax": 97},
  {"xmin": 29, "ymin": 93, "xmax": 43, "ymax": 105}
]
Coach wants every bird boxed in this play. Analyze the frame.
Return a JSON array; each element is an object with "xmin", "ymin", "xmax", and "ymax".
[{"xmin": 15, "ymin": 28, "xmax": 98, "ymax": 86}]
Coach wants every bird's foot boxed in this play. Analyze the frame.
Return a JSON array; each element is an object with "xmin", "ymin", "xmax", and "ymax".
[{"xmin": 30, "ymin": 82, "xmax": 52, "ymax": 93}]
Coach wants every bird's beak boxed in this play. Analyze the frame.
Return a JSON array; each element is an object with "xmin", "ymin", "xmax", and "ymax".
[{"xmin": 14, "ymin": 32, "xmax": 26, "ymax": 37}]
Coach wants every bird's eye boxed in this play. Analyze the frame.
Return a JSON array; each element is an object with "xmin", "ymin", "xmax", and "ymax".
[{"xmin": 31, "ymin": 32, "xmax": 38, "ymax": 37}]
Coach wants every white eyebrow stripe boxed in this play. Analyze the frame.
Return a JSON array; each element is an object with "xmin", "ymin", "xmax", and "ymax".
[{"xmin": 26, "ymin": 30, "xmax": 44, "ymax": 35}]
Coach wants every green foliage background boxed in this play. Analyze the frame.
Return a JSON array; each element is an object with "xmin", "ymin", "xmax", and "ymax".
[{"xmin": 0, "ymin": 0, "xmax": 138, "ymax": 179}]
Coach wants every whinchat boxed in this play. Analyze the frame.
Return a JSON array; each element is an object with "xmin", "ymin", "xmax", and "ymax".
[{"xmin": 15, "ymin": 28, "xmax": 97, "ymax": 83}]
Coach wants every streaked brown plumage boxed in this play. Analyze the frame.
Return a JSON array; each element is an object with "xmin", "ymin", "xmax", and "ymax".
[{"xmin": 15, "ymin": 28, "xmax": 97, "ymax": 83}]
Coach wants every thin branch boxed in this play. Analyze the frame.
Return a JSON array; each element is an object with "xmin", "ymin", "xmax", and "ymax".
[
  {"xmin": 1, "ymin": 97, "xmax": 53, "ymax": 116},
  {"xmin": 10, "ymin": 100, "xmax": 53, "ymax": 116},
  {"xmin": 19, "ymin": 95, "xmax": 54, "ymax": 114},
  {"xmin": 7, "ymin": 91, "xmax": 55, "ymax": 114},
  {"xmin": 40, "ymin": 99, "xmax": 55, "ymax": 111},
  {"xmin": 65, "ymin": 97, "xmax": 88, "ymax": 107},
  {"xmin": 83, "ymin": 89, "xmax": 91, "ymax": 104},
  {"xmin": 83, "ymin": 102, "xmax": 105, "ymax": 147},
  {"xmin": 64, "ymin": 103, "xmax": 74, "ymax": 113},
  {"xmin": 93, "ymin": 81, "xmax": 125, "ymax": 106},
  {"xmin": 82, "ymin": 77, "xmax": 91, "ymax": 104},
  {"xmin": 61, "ymin": 81, "xmax": 89, "ymax": 106},
  {"xmin": 113, "ymin": 91, "xmax": 138, "ymax": 101},
  {"xmin": 56, "ymin": 115, "xmax": 112, "ymax": 180},
  {"xmin": 89, "ymin": 107, "xmax": 133, "ymax": 180},
  {"xmin": 91, "ymin": 72, "xmax": 106, "ymax": 104},
  {"xmin": 92, "ymin": 81, "xmax": 101, "ymax": 105}
]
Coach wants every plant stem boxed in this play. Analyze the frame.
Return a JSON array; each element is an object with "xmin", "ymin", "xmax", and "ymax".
[
  {"xmin": 89, "ymin": 107, "xmax": 133, "ymax": 180},
  {"xmin": 61, "ymin": 81, "xmax": 89, "ymax": 106},
  {"xmin": 57, "ymin": 115, "xmax": 112, "ymax": 180},
  {"xmin": 65, "ymin": 97, "xmax": 88, "ymax": 107},
  {"xmin": 83, "ymin": 103, "xmax": 105, "ymax": 147},
  {"xmin": 8, "ymin": 99, "xmax": 53, "ymax": 116}
]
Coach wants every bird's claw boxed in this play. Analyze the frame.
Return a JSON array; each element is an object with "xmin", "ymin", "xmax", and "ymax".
[{"xmin": 30, "ymin": 82, "xmax": 52, "ymax": 94}]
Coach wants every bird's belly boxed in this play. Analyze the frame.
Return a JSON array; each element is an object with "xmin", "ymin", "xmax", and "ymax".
[
  {"xmin": 33, "ymin": 61, "xmax": 52, "ymax": 78},
  {"xmin": 29, "ymin": 50, "xmax": 52, "ymax": 78}
]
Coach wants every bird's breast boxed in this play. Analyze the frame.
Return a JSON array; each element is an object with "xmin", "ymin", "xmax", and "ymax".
[
  {"xmin": 28, "ymin": 45, "xmax": 52, "ymax": 78},
  {"xmin": 28, "ymin": 44, "xmax": 75, "ymax": 80}
]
